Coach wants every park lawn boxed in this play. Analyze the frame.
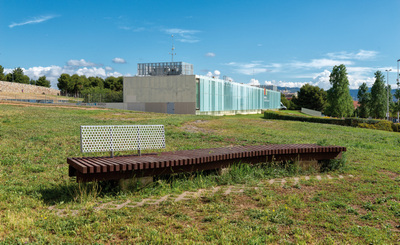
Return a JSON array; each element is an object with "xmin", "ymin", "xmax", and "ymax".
[{"xmin": 0, "ymin": 102, "xmax": 399, "ymax": 244}]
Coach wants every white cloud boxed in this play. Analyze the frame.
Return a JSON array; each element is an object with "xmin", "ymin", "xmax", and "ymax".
[
  {"xmin": 76, "ymin": 67, "xmax": 106, "ymax": 77},
  {"xmin": 9, "ymin": 15, "xmax": 58, "ymax": 28},
  {"xmin": 67, "ymin": 59, "xmax": 97, "ymax": 67},
  {"xmin": 290, "ymin": 59, "xmax": 353, "ymax": 69},
  {"xmin": 105, "ymin": 66, "xmax": 113, "ymax": 71},
  {"xmin": 327, "ymin": 50, "xmax": 378, "ymax": 60},
  {"xmin": 310, "ymin": 70, "xmax": 331, "ymax": 89},
  {"xmin": 249, "ymin": 78, "xmax": 260, "ymax": 86},
  {"xmin": 265, "ymin": 80, "xmax": 308, "ymax": 88},
  {"xmin": 112, "ymin": 57, "xmax": 127, "ymax": 64},
  {"xmin": 205, "ymin": 70, "xmax": 221, "ymax": 78},
  {"xmin": 164, "ymin": 28, "xmax": 200, "ymax": 43},
  {"xmin": 107, "ymin": 71, "xmax": 123, "ymax": 77},
  {"xmin": 205, "ymin": 52, "xmax": 216, "ymax": 57},
  {"xmin": 225, "ymin": 61, "xmax": 278, "ymax": 75}
]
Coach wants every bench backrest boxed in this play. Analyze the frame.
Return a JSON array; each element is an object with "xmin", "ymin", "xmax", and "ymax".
[{"xmin": 80, "ymin": 125, "xmax": 165, "ymax": 156}]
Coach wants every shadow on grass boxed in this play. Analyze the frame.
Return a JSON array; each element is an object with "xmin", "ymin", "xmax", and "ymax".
[{"xmin": 37, "ymin": 180, "xmax": 122, "ymax": 205}]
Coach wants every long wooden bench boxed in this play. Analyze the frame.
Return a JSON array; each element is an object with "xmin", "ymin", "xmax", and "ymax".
[{"xmin": 67, "ymin": 125, "xmax": 346, "ymax": 182}]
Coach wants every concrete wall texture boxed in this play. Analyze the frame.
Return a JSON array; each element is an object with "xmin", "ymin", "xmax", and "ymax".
[
  {"xmin": 123, "ymin": 75, "xmax": 196, "ymax": 114},
  {"xmin": 0, "ymin": 80, "xmax": 60, "ymax": 95}
]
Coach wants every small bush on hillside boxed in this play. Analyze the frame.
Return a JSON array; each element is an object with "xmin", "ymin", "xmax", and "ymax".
[
  {"xmin": 358, "ymin": 121, "xmax": 393, "ymax": 132},
  {"xmin": 263, "ymin": 111, "xmax": 345, "ymax": 125}
]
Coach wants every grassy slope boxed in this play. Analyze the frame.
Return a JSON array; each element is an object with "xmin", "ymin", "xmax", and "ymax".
[{"xmin": 0, "ymin": 103, "xmax": 399, "ymax": 244}]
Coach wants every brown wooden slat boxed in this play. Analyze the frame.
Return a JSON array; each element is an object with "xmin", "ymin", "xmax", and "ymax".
[{"xmin": 68, "ymin": 144, "xmax": 347, "ymax": 182}]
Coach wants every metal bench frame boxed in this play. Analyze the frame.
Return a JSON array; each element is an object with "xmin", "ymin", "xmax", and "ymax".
[{"xmin": 80, "ymin": 125, "xmax": 165, "ymax": 157}]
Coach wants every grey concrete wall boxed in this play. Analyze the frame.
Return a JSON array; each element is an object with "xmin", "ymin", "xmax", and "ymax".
[
  {"xmin": 174, "ymin": 102, "xmax": 196, "ymax": 114},
  {"xmin": 123, "ymin": 75, "xmax": 197, "ymax": 114},
  {"xmin": 105, "ymin": 103, "xmax": 127, "ymax": 110},
  {"xmin": 124, "ymin": 75, "xmax": 196, "ymax": 103}
]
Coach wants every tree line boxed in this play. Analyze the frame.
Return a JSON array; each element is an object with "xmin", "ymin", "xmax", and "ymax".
[
  {"xmin": 57, "ymin": 74, "xmax": 123, "ymax": 102},
  {"xmin": 281, "ymin": 64, "xmax": 400, "ymax": 119},
  {"xmin": 0, "ymin": 66, "xmax": 51, "ymax": 87},
  {"xmin": 0, "ymin": 65, "xmax": 123, "ymax": 102}
]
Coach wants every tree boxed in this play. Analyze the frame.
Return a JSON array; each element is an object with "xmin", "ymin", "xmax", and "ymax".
[
  {"xmin": 57, "ymin": 73, "xmax": 71, "ymax": 94},
  {"xmin": 394, "ymin": 81, "xmax": 400, "ymax": 120},
  {"xmin": 105, "ymin": 76, "xmax": 123, "ymax": 91},
  {"xmin": 36, "ymin": 76, "xmax": 51, "ymax": 87},
  {"xmin": 357, "ymin": 82, "xmax": 370, "ymax": 118},
  {"xmin": 325, "ymin": 64, "xmax": 354, "ymax": 117},
  {"xmin": 0, "ymin": 65, "xmax": 5, "ymax": 81},
  {"xmin": 6, "ymin": 67, "xmax": 30, "ymax": 84},
  {"xmin": 370, "ymin": 71, "xmax": 387, "ymax": 118},
  {"xmin": 291, "ymin": 84, "xmax": 327, "ymax": 112},
  {"xmin": 88, "ymin": 76, "xmax": 104, "ymax": 88},
  {"xmin": 280, "ymin": 93, "xmax": 294, "ymax": 110}
]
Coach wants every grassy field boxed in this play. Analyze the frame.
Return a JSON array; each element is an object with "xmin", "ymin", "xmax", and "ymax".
[{"xmin": 0, "ymin": 102, "xmax": 399, "ymax": 244}]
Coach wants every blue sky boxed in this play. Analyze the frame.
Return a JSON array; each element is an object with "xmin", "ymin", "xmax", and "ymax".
[{"xmin": 1, "ymin": 0, "xmax": 399, "ymax": 89}]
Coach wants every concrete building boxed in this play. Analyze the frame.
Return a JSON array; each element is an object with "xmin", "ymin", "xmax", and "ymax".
[{"xmin": 122, "ymin": 62, "xmax": 281, "ymax": 115}]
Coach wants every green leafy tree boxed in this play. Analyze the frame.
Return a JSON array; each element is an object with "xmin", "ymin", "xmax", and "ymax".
[
  {"xmin": 394, "ymin": 81, "xmax": 400, "ymax": 120},
  {"xmin": 280, "ymin": 93, "xmax": 294, "ymax": 110},
  {"xmin": 36, "ymin": 76, "xmax": 51, "ymax": 87},
  {"xmin": 291, "ymin": 84, "xmax": 327, "ymax": 112},
  {"xmin": 326, "ymin": 64, "xmax": 354, "ymax": 117},
  {"xmin": 105, "ymin": 76, "xmax": 123, "ymax": 91},
  {"xmin": 88, "ymin": 76, "xmax": 104, "ymax": 88},
  {"xmin": 357, "ymin": 82, "xmax": 370, "ymax": 118},
  {"xmin": 57, "ymin": 73, "xmax": 71, "ymax": 94},
  {"xmin": 6, "ymin": 67, "xmax": 30, "ymax": 84},
  {"xmin": 0, "ymin": 65, "xmax": 5, "ymax": 81},
  {"xmin": 370, "ymin": 71, "xmax": 387, "ymax": 118}
]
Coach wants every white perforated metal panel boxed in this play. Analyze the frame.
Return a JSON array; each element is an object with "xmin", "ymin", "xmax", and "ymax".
[{"xmin": 80, "ymin": 125, "xmax": 165, "ymax": 153}]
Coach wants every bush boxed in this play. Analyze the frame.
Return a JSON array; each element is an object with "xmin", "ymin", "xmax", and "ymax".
[
  {"xmin": 358, "ymin": 120, "xmax": 393, "ymax": 132},
  {"xmin": 392, "ymin": 123, "xmax": 400, "ymax": 132},
  {"xmin": 344, "ymin": 118, "xmax": 380, "ymax": 127},
  {"xmin": 264, "ymin": 111, "xmax": 345, "ymax": 126},
  {"xmin": 264, "ymin": 111, "xmax": 399, "ymax": 134}
]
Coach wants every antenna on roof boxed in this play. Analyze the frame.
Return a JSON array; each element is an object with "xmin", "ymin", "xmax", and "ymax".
[{"xmin": 169, "ymin": 35, "xmax": 176, "ymax": 62}]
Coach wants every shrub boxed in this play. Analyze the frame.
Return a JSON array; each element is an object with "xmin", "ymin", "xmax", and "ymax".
[
  {"xmin": 264, "ymin": 111, "xmax": 345, "ymax": 126},
  {"xmin": 358, "ymin": 121, "xmax": 393, "ymax": 132},
  {"xmin": 392, "ymin": 123, "xmax": 400, "ymax": 132}
]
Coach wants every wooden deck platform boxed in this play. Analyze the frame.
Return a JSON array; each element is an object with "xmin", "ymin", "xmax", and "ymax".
[{"xmin": 68, "ymin": 144, "xmax": 346, "ymax": 182}]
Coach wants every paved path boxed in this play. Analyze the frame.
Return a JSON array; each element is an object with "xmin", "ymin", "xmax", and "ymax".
[{"xmin": 49, "ymin": 174, "xmax": 354, "ymax": 217}]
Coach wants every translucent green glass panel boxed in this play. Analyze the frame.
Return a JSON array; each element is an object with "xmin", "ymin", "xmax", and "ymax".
[{"xmin": 198, "ymin": 76, "xmax": 280, "ymax": 112}]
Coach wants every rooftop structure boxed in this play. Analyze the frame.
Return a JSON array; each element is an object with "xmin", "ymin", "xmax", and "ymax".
[{"xmin": 137, "ymin": 62, "xmax": 193, "ymax": 76}]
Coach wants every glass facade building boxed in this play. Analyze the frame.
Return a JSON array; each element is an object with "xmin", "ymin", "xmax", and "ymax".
[{"xmin": 196, "ymin": 76, "xmax": 280, "ymax": 114}]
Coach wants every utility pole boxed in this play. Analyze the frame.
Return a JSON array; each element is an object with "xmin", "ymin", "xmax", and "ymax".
[
  {"xmin": 397, "ymin": 59, "xmax": 400, "ymax": 122},
  {"xmin": 169, "ymin": 35, "xmax": 176, "ymax": 62}
]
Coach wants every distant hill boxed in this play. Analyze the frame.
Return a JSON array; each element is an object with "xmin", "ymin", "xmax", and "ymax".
[{"xmin": 277, "ymin": 87, "xmax": 300, "ymax": 93}]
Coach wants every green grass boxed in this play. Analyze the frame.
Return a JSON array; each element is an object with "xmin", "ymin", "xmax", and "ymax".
[
  {"xmin": 274, "ymin": 109, "xmax": 311, "ymax": 117},
  {"xmin": 0, "ymin": 102, "xmax": 399, "ymax": 243}
]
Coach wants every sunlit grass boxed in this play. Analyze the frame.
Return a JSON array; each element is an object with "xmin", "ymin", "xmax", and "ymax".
[{"xmin": 0, "ymin": 102, "xmax": 399, "ymax": 243}]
